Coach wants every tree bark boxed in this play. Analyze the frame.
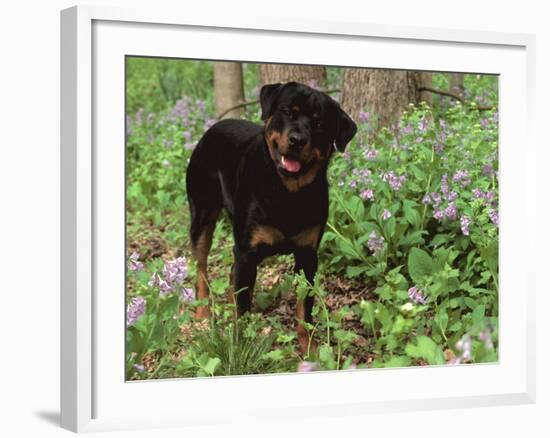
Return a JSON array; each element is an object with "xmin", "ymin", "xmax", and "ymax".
[
  {"xmin": 340, "ymin": 68, "xmax": 432, "ymax": 127},
  {"xmin": 259, "ymin": 64, "xmax": 325, "ymax": 88},
  {"xmin": 449, "ymin": 72, "xmax": 465, "ymax": 97},
  {"xmin": 214, "ymin": 62, "xmax": 245, "ymax": 119}
]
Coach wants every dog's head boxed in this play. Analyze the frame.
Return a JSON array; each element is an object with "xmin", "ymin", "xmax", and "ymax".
[{"xmin": 260, "ymin": 82, "xmax": 357, "ymax": 182}]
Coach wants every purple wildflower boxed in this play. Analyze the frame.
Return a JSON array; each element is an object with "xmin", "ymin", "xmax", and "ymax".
[
  {"xmin": 364, "ymin": 148, "xmax": 378, "ymax": 160},
  {"xmin": 472, "ymin": 188, "xmax": 485, "ymax": 199},
  {"xmin": 418, "ymin": 117, "xmax": 429, "ymax": 133},
  {"xmin": 297, "ymin": 361, "xmax": 318, "ymax": 372},
  {"xmin": 430, "ymin": 192, "xmax": 441, "ymax": 206},
  {"xmin": 133, "ymin": 363, "xmax": 145, "ymax": 373},
  {"xmin": 146, "ymin": 112, "xmax": 155, "ymax": 124},
  {"xmin": 204, "ymin": 117, "xmax": 217, "ymax": 129},
  {"xmin": 407, "ymin": 286, "xmax": 427, "ymax": 305},
  {"xmin": 452, "ymin": 170, "xmax": 471, "ymax": 187},
  {"xmin": 488, "ymin": 209, "xmax": 499, "ymax": 226},
  {"xmin": 455, "ymin": 334, "xmax": 472, "ymax": 362},
  {"xmin": 360, "ymin": 189, "xmax": 374, "ymax": 201},
  {"xmin": 358, "ymin": 110, "xmax": 370, "ymax": 124},
  {"xmin": 128, "ymin": 252, "xmax": 144, "ymax": 272},
  {"xmin": 349, "ymin": 180, "xmax": 357, "ymax": 189},
  {"xmin": 433, "ymin": 209, "xmax": 444, "ymax": 222},
  {"xmin": 184, "ymin": 142, "xmax": 195, "ymax": 150},
  {"xmin": 338, "ymin": 180, "xmax": 345, "ymax": 187},
  {"xmin": 196, "ymin": 99, "xmax": 206, "ymax": 112},
  {"xmin": 367, "ymin": 231, "xmax": 384, "ymax": 255},
  {"xmin": 479, "ymin": 329, "xmax": 494, "ymax": 350},
  {"xmin": 482, "ymin": 163, "xmax": 495, "ymax": 177},
  {"xmin": 441, "ymin": 174, "xmax": 449, "ymax": 196},
  {"xmin": 382, "ymin": 209, "xmax": 392, "ymax": 220},
  {"xmin": 447, "ymin": 191, "xmax": 458, "ymax": 202},
  {"xmin": 180, "ymin": 287, "xmax": 195, "ymax": 303},
  {"xmin": 444, "ymin": 203, "xmax": 457, "ymax": 220},
  {"xmin": 149, "ymin": 257, "xmax": 189, "ymax": 296},
  {"xmin": 460, "ymin": 215, "xmax": 471, "ymax": 236},
  {"xmin": 162, "ymin": 257, "xmax": 188, "ymax": 285},
  {"xmin": 422, "ymin": 194, "xmax": 431, "ymax": 205},
  {"xmin": 171, "ymin": 98, "xmax": 190, "ymax": 120},
  {"xmin": 163, "ymin": 138, "xmax": 174, "ymax": 148},
  {"xmin": 401, "ymin": 123, "xmax": 413, "ymax": 135},
  {"xmin": 381, "ymin": 171, "xmax": 406, "ymax": 191},
  {"xmin": 126, "ymin": 296, "xmax": 146, "ymax": 327}
]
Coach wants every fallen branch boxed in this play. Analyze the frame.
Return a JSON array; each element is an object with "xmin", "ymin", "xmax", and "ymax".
[
  {"xmin": 217, "ymin": 88, "xmax": 341, "ymax": 119},
  {"xmin": 417, "ymin": 86, "xmax": 496, "ymax": 111}
]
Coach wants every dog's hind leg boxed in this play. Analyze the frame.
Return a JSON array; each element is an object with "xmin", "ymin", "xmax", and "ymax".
[
  {"xmin": 186, "ymin": 145, "xmax": 223, "ymax": 319},
  {"xmin": 189, "ymin": 207, "xmax": 220, "ymax": 319}
]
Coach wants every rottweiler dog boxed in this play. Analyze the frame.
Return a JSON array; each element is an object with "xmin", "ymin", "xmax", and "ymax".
[{"xmin": 186, "ymin": 81, "xmax": 357, "ymax": 353}]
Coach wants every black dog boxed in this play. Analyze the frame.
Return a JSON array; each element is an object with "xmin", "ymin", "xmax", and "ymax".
[{"xmin": 186, "ymin": 82, "xmax": 357, "ymax": 353}]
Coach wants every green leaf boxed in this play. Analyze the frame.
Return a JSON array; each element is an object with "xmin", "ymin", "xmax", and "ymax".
[
  {"xmin": 436, "ymin": 310, "xmax": 449, "ymax": 333},
  {"xmin": 472, "ymin": 304, "xmax": 485, "ymax": 325},
  {"xmin": 405, "ymin": 335, "xmax": 445, "ymax": 365},
  {"xmin": 346, "ymin": 265, "xmax": 369, "ymax": 278},
  {"xmin": 203, "ymin": 357, "xmax": 221, "ymax": 376},
  {"xmin": 383, "ymin": 217, "xmax": 396, "ymax": 239},
  {"xmin": 319, "ymin": 345, "xmax": 336, "ymax": 370},
  {"xmin": 256, "ymin": 291, "xmax": 274, "ymax": 311},
  {"xmin": 408, "ymin": 247, "xmax": 434, "ymax": 284},
  {"xmin": 384, "ymin": 356, "xmax": 412, "ymax": 368}
]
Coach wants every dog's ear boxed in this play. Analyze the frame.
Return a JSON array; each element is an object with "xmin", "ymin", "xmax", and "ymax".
[
  {"xmin": 334, "ymin": 106, "xmax": 357, "ymax": 152},
  {"xmin": 259, "ymin": 83, "xmax": 283, "ymax": 121}
]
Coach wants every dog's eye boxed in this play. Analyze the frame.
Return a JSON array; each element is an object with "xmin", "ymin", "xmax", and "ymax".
[
  {"xmin": 281, "ymin": 108, "xmax": 291, "ymax": 116},
  {"xmin": 314, "ymin": 120, "xmax": 323, "ymax": 130}
]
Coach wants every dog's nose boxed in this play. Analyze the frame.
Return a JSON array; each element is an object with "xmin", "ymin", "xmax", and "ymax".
[{"xmin": 288, "ymin": 132, "xmax": 307, "ymax": 150}]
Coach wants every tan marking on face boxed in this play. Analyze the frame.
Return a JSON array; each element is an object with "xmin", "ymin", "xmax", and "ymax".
[
  {"xmin": 292, "ymin": 105, "xmax": 300, "ymax": 112},
  {"xmin": 279, "ymin": 160, "xmax": 324, "ymax": 193},
  {"xmin": 291, "ymin": 225, "xmax": 322, "ymax": 249},
  {"xmin": 249, "ymin": 225, "xmax": 285, "ymax": 249},
  {"xmin": 312, "ymin": 113, "xmax": 319, "ymax": 119},
  {"xmin": 264, "ymin": 119, "xmax": 328, "ymax": 192}
]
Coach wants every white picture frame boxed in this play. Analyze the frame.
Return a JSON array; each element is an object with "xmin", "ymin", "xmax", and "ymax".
[{"xmin": 60, "ymin": 4, "xmax": 536, "ymax": 433}]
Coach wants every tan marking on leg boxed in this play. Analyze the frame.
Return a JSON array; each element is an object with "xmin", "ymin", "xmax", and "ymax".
[
  {"xmin": 291, "ymin": 225, "xmax": 322, "ymax": 249},
  {"xmin": 296, "ymin": 299, "xmax": 316, "ymax": 355},
  {"xmin": 249, "ymin": 225, "xmax": 285, "ymax": 249},
  {"xmin": 192, "ymin": 210, "xmax": 220, "ymax": 319}
]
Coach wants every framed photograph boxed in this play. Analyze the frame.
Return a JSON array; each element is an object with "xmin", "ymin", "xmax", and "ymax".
[{"xmin": 61, "ymin": 5, "xmax": 536, "ymax": 433}]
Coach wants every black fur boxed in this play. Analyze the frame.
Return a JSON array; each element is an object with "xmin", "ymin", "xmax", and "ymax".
[{"xmin": 186, "ymin": 82, "xmax": 357, "ymax": 329}]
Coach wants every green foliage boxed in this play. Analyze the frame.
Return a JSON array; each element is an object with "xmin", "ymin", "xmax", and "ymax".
[{"xmin": 125, "ymin": 60, "xmax": 499, "ymax": 377}]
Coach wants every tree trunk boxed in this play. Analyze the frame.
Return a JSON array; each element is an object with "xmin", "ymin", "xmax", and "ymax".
[
  {"xmin": 340, "ymin": 68, "xmax": 432, "ymax": 127},
  {"xmin": 214, "ymin": 62, "xmax": 245, "ymax": 119},
  {"xmin": 449, "ymin": 72, "xmax": 465, "ymax": 97},
  {"xmin": 259, "ymin": 64, "xmax": 325, "ymax": 88}
]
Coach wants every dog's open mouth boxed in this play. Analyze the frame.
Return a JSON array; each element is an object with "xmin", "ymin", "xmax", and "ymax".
[{"xmin": 280, "ymin": 155, "xmax": 302, "ymax": 173}]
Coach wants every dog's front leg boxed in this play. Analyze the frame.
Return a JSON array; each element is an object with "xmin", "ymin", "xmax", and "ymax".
[
  {"xmin": 294, "ymin": 247, "xmax": 318, "ymax": 355},
  {"xmin": 232, "ymin": 249, "xmax": 258, "ymax": 316}
]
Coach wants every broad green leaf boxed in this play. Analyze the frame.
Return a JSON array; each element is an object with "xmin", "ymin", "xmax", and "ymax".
[
  {"xmin": 405, "ymin": 335, "xmax": 445, "ymax": 365},
  {"xmin": 408, "ymin": 247, "xmax": 434, "ymax": 284}
]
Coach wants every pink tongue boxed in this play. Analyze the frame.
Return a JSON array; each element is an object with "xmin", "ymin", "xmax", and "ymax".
[{"xmin": 282, "ymin": 156, "xmax": 301, "ymax": 173}]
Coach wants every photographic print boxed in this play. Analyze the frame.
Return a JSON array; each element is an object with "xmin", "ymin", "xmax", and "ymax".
[{"xmin": 125, "ymin": 58, "xmax": 499, "ymax": 380}]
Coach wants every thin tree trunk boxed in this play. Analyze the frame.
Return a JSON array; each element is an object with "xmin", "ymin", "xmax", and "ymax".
[
  {"xmin": 214, "ymin": 62, "xmax": 245, "ymax": 119},
  {"xmin": 449, "ymin": 72, "xmax": 465, "ymax": 97},
  {"xmin": 259, "ymin": 64, "xmax": 325, "ymax": 88}
]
